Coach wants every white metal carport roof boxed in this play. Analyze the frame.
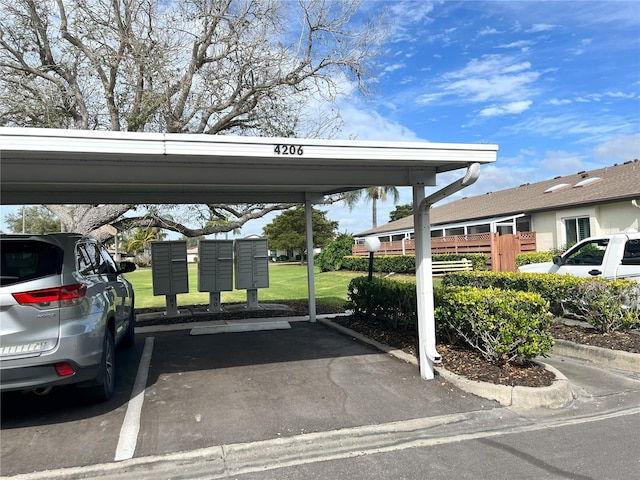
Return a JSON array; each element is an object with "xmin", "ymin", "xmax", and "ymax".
[
  {"xmin": 0, "ymin": 127, "xmax": 498, "ymax": 379},
  {"xmin": 0, "ymin": 128, "xmax": 497, "ymax": 204}
]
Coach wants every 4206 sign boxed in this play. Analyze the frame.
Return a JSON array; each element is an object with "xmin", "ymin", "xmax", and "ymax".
[{"xmin": 273, "ymin": 144, "xmax": 304, "ymax": 155}]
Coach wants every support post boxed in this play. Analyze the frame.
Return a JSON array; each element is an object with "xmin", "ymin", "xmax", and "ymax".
[
  {"xmin": 246, "ymin": 289, "xmax": 258, "ymax": 309},
  {"xmin": 165, "ymin": 294, "xmax": 179, "ymax": 316},
  {"xmin": 208, "ymin": 292, "xmax": 223, "ymax": 312},
  {"xmin": 305, "ymin": 196, "xmax": 317, "ymax": 322},
  {"xmin": 413, "ymin": 186, "xmax": 440, "ymax": 380}
]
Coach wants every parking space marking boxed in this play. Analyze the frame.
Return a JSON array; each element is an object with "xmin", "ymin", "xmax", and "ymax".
[{"xmin": 115, "ymin": 336, "xmax": 155, "ymax": 462}]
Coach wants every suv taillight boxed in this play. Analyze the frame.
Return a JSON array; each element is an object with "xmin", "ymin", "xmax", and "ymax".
[{"xmin": 12, "ymin": 284, "xmax": 87, "ymax": 309}]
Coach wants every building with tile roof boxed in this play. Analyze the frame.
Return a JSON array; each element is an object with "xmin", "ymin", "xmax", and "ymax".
[{"xmin": 355, "ymin": 160, "xmax": 640, "ymax": 252}]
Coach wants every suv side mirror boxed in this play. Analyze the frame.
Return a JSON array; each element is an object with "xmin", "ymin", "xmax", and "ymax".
[
  {"xmin": 552, "ymin": 255, "xmax": 564, "ymax": 266},
  {"xmin": 117, "ymin": 261, "xmax": 137, "ymax": 274}
]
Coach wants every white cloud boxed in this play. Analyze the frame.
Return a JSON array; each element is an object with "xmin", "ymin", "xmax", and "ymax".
[
  {"xmin": 415, "ymin": 55, "xmax": 541, "ymax": 106},
  {"xmin": 527, "ymin": 24, "xmax": 555, "ymax": 33},
  {"xmin": 538, "ymin": 151, "xmax": 585, "ymax": 173},
  {"xmin": 479, "ymin": 100, "xmax": 532, "ymax": 117},
  {"xmin": 478, "ymin": 27, "xmax": 499, "ymax": 36},
  {"xmin": 389, "ymin": 1, "xmax": 435, "ymax": 24},
  {"xmin": 384, "ymin": 63, "xmax": 405, "ymax": 73},
  {"xmin": 336, "ymin": 102, "xmax": 422, "ymax": 142},
  {"xmin": 498, "ymin": 40, "xmax": 534, "ymax": 49},
  {"xmin": 590, "ymin": 134, "xmax": 640, "ymax": 161},
  {"xmin": 547, "ymin": 98, "xmax": 571, "ymax": 106},
  {"xmin": 443, "ymin": 70, "xmax": 539, "ymax": 103},
  {"xmin": 387, "ymin": 1, "xmax": 436, "ymax": 42},
  {"xmin": 508, "ymin": 113, "xmax": 632, "ymax": 144},
  {"xmin": 603, "ymin": 91, "xmax": 637, "ymax": 99}
]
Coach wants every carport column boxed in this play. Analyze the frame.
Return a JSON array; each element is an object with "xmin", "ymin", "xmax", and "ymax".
[
  {"xmin": 305, "ymin": 195, "xmax": 317, "ymax": 322},
  {"xmin": 413, "ymin": 186, "xmax": 438, "ymax": 380}
]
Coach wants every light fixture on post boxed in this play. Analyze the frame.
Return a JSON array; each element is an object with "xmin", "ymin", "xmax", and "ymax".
[{"xmin": 364, "ymin": 236, "xmax": 381, "ymax": 281}]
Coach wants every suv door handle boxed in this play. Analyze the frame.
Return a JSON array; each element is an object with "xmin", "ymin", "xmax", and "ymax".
[{"xmin": 588, "ymin": 269, "xmax": 602, "ymax": 276}]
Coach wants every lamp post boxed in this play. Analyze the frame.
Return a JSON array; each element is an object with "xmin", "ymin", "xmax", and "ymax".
[
  {"xmin": 364, "ymin": 236, "xmax": 381, "ymax": 281},
  {"xmin": 364, "ymin": 236, "xmax": 381, "ymax": 314}
]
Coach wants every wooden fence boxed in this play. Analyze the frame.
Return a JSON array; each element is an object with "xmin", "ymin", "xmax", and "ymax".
[{"xmin": 352, "ymin": 232, "xmax": 537, "ymax": 272}]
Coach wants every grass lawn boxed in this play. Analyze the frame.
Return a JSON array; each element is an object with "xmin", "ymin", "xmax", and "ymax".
[{"xmin": 125, "ymin": 263, "xmax": 365, "ymax": 309}]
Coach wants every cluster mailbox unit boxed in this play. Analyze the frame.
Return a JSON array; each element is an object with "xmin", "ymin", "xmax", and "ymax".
[
  {"xmin": 197, "ymin": 240, "xmax": 234, "ymax": 312},
  {"xmin": 151, "ymin": 238, "xmax": 270, "ymax": 314},
  {"xmin": 233, "ymin": 238, "xmax": 269, "ymax": 308},
  {"xmin": 150, "ymin": 241, "xmax": 189, "ymax": 315}
]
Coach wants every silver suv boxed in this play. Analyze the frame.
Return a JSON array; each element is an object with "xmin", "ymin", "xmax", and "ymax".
[{"xmin": 0, "ymin": 233, "xmax": 136, "ymax": 403}]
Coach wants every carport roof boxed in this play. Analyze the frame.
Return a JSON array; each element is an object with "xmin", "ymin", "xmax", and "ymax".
[{"xmin": 0, "ymin": 128, "xmax": 498, "ymax": 205}]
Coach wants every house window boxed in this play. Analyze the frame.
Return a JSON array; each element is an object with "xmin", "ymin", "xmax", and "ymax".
[
  {"xmin": 565, "ymin": 217, "xmax": 591, "ymax": 245},
  {"xmin": 516, "ymin": 216, "xmax": 531, "ymax": 232}
]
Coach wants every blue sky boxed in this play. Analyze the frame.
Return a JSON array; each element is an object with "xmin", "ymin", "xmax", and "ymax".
[
  {"xmin": 2, "ymin": 0, "xmax": 639, "ymax": 238},
  {"xmin": 321, "ymin": 0, "xmax": 640, "ymax": 237}
]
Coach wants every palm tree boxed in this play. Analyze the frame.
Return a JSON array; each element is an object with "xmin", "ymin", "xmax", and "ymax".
[
  {"xmin": 126, "ymin": 227, "xmax": 167, "ymax": 264},
  {"xmin": 342, "ymin": 187, "xmax": 400, "ymax": 228}
]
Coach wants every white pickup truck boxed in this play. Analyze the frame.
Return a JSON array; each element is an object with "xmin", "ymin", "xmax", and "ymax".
[{"xmin": 518, "ymin": 231, "xmax": 640, "ymax": 283}]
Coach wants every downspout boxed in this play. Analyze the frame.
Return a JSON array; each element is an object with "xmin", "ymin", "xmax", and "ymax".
[
  {"xmin": 421, "ymin": 163, "xmax": 482, "ymax": 211},
  {"xmin": 414, "ymin": 163, "xmax": 481, "ymax": 379}
]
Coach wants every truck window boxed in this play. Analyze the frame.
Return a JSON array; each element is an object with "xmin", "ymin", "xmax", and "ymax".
[
  {"xmin": 622, "ymin": 240, "xmax": 640, "ymax": 265},
  {"xmin": 565, "ymin": 239, "xmax": 609, "ymax": 266}
]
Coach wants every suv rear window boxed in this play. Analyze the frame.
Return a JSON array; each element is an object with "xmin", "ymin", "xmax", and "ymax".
[{"xmin": 0, "ymin": 240, "xmax": 63, "ymax": 286}]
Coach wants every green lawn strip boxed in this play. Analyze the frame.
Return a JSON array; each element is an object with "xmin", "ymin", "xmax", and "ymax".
[{"xmin": 125, "ymin": 263, "xmax": 363, "ymax": 309}]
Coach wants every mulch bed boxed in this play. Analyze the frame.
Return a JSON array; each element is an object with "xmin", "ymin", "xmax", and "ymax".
[
  {"xmin": 550, "ymin": 324, "xmax": 640, "ymax": 354},
  {"xmin": 135, "ymin": 301, "xmax": 640, "ymax": 388},
  {"xmin": 329, "ymin": 314, "xmax": 556, "ymax": 388}
]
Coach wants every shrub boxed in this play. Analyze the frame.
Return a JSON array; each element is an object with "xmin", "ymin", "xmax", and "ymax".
[
  {"xmin": 345, "ymin": 276, "xmax": 417, "ymax": 329},
  {"xmin": 443, "ymin": 271, "xmax": 640, "ymax": 331},
  {"xmin": 315, "ymin": 234, "xmax": 355, "ymax": 272},
  {"xmin": 341, "ymin": 253, "xmax": 487, "ymax": 274},
  {"xmin": 346, "ymin": 276, "xmax": 555, "ymax": 365},
  {"xmin": 442, "ymin": 271, "xmax": 584, "ymax": 316},
  {"xmin": 515, "ymin": 252, "xmax": 554, "ymax": 267},
  {"xmin": 435, "ymin": 286, "xmax": 554, "ymax": 365},
  {"xmin": 563, "ymin": 280, "xmax": 640, "ymax": 333}
]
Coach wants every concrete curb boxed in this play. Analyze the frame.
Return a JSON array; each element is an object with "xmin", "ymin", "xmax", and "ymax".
[
  {"xmin": 318, "ymin": 318, "xmax": 573, "ymax": 409},
  {"xmin": 190, "ymin": 321, "xmax": 291, "ymax": 335},
  {"xmin": 552, "ymin": 339, "xmax": 640, "ymax": 373}
]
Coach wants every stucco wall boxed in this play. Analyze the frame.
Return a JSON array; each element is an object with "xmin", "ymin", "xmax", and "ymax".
[
  {"xmin": 532, "ymin": 201, "xmax": 639, "ymax": 251},
  {"xmin": 531, "ymin": 211, "xmax": 556, "ymax": 251},
  {"xmin": 596, "ymin": 201, "xmax": 640, "ymax": 234}
]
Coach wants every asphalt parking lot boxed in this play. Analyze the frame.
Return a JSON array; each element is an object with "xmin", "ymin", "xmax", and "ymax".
[{"xmin": 1, "ymin": 321, "xmax": 497, "ymax": 477}]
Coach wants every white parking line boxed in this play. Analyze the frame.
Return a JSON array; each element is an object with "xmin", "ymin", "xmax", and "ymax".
[{"xmin": 114, "ymin": 336, "xmax": 155, "ymax": 462}]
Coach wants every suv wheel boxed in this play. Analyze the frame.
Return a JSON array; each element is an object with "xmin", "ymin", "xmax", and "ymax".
[
  {"xmin": 80, "ymin": 329, "xmax": 115, "ymax": 403},
  {"xmin": 120, "ymin": 306, "xmax": 136, "ymax": 349}
]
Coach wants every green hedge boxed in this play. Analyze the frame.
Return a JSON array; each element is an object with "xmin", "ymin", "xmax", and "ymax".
[
  {"xmin": 515, "ymin": 252, "xmax": 554, "ymax": 267},
  {"xmin": 346, "ymin": 276, "xmax": 554, "ymax": 365},
  {"xmin": 345, "ymin": 276, "xmax": 417, "ymax": 330},
  {"xmin": 441, "ymin": 271, "xmax": 584, "ymax": 316},
  {"xmin": 435, "ymin": 286, "xmax": 554, "ymax": 365},
  {"xmin": 442, "ymin": 271, "xmax": 639, "ymax": 332},
  {"xmin": 342, "ymin": 253, "xmax": 488, "ymax": 274}
]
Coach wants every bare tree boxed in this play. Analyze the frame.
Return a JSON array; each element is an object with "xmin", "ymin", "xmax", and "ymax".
[{"xmin": 0, "ymin": 0, "xmax": 388, "ymax": 238}]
